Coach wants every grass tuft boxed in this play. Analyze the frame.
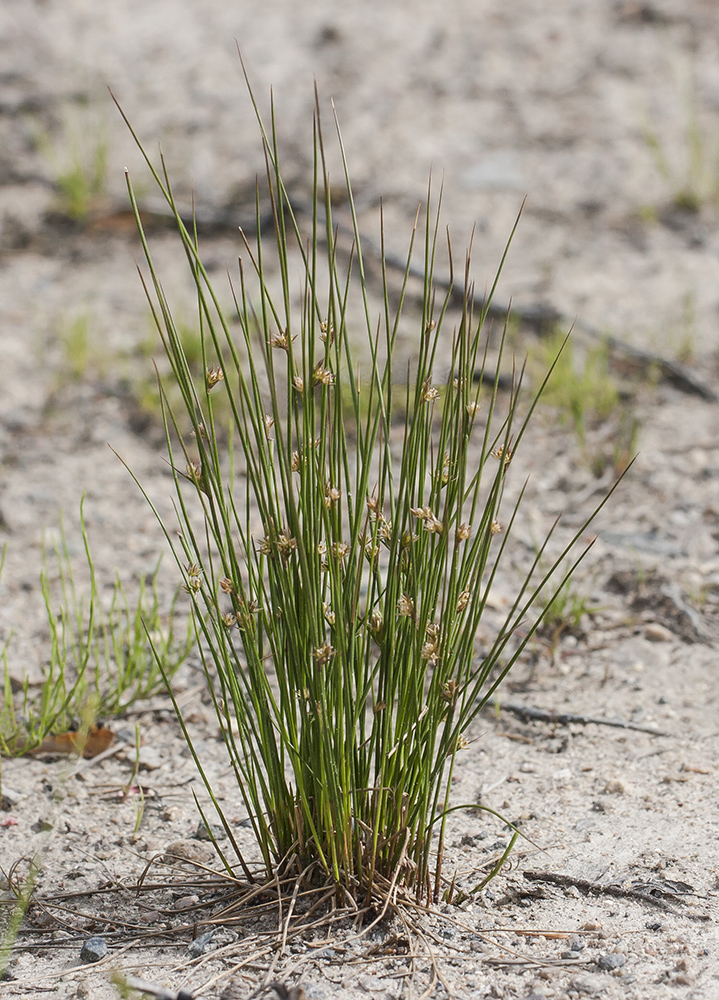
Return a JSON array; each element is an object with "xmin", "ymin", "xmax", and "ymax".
[
  {"xmin": 529, "ymin": 329, "xmax": 639, "ymax": 476},
  {"xmin": 0, "ymin": 500, "xmax": 193, "ymax": 756},
  {"xmin": 34, "ymin": 105, "xmax": 109, "ymax": 223},
  {"xmin": 118, "ymin": 82, "xmax": 621, "ymax": 906}
]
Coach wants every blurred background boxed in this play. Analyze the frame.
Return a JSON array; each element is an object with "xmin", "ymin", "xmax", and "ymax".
[
  {"xmin": 4, "ymin": 0, "xmax": 719, "ymax": 356},
  {"xmin": 1, "ymin": 0, "xmax": 719, "ymax": 676}
]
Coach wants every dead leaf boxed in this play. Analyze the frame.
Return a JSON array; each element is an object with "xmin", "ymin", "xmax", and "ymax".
[{"xmin": 30, "ymin": 725, "xmax": 115, "ymax": 758}]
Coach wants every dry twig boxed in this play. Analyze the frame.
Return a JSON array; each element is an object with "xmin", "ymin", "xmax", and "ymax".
[
  {"xmin": 523, "ymin": 870, "xmax": 710, "ymax": 920},
  {"xmin": 495, "ymin": 702, "xmax": 671, "ymax": 736}
]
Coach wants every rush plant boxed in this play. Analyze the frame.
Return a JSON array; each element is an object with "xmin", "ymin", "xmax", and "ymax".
[{"xmin": 118, "ymin": 84, "xmax": 617, "ymax": 907}]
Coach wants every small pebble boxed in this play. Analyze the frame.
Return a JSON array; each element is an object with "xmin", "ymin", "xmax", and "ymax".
[
  {"xmin": 163, "ymin": 840, "xmax": 214, "ymax": 865},
  {"xmin": 597, "ymin": 953, "xmax": 626, "ymax": 971},
  {"xmin": 194, "ymin": 821, "xmax": 227, "ymax": 842},
  {"xmin": 80, "ymin": 936, "xmax": 107, "ymax": 963},
  {"xmin": 603, "ymin": 780, "xmax": 625, "ymax": 795},
  {"xmin": 644, "ymin": 622, "xmax": 673, "ymax": 642},
  {"xmin": 188, "ymin": 929, "xmax": 215, "ymax": 957},
  {"xmin": 175, "ymin": 894, "xmax": 199, "ymax": 911},
  {"xmin": 1, "ymin": 788, "xmax": 21, "ymax": 810},
  {"xmin": 138, "ymin": 746, "xmax": 163, "ymax": 770},
  {"xmin": 570, "ymin": 973, "xmax": 606, "ymax": 995}
]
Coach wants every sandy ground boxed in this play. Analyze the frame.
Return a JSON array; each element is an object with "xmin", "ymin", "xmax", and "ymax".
[{"xmin": 2, "ymin": 1, "xmax": 719, "ymax": 997}]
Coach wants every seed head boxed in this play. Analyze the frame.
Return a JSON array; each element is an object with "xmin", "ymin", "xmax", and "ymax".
[
  {"xmin": 219, "ymin": 577, "xmax": 235, "ymax": 594},
  {"xmin": 421, "ymin": 640, "xmax": 439, "ymax": 665},
  {"xmin": 421, "ymin": 377, "xmax": 440, "ymax": 402},
  {"xmin": 270, "ymin": 330, "xmax": 295, "ymax": 351},
  {"xmin": 236, "ymin": 598, "xmax": 259, "ymax": 632},
  {"xmin": 424, "ymin": 514, "xmax": 443, "ymax": 534},
  {"xmin": 410, "ymin": 505, "xmax": 433, "ymax": 521},
  {"xmin": 378, "ymin": 520, "xmax": 392, "ymax": 544},
  {"xmin": 411, "ymin": 505, "xmax": 442, "ymax": 533},
  {"xmin": 276, "ymin": 532, "xmax": 297, "ymax": 562},
  {"xmin": 440, "ymin": 679, "xmax": 457, "ymax": 705},
  {"xmin": 320, "ymin": 319, "xmax": 336, "ymax": 345},
  {"xmin": 456, "ymin": 590, "xmax": 471, "ymax": 613},
  {"xmin": 440, "ymin": 454, "xmax": 451, "ymax": 485},
  {"xmin": 291, "ymin": 451, "xmax": 300, "ymax": 472},
  {"xmin": 324, "ymin": 485, "xmax": 342, "ymax": 507},
  {"xmin": 397, "ymin": 593, "xmax": 415, "ymax": 619},
  {"xmin": 222, "ymin": 612, "xmax": 237, "ymax": 629},
  {"xmin": 313, "ymin": 641, "xmax": 335, "ymax": 666},
  {"xmin": 331, "ymin": 541, "xmax": 349, "ymax": 560},
  {"xmin": 205, "ymin": 365, "xmax": 225, "ymax": 391},
  {"xmin": 456, "ymin": 522, "xmax": 472, "ymax": 542},
  {"xmin": 491, "ymin": 443, "xmax": 513, "ymax": 464},
  {"xmin": 491, "ymin": 519, "xmax": 503, "ymax": 535},
  {"xmin": 185, "ymin": 461, "xmax": 207, "ymax": 493},
  {"xmin": 264, "ymin": 414, "xmax": 275, "ymax": 439},
  {"xmin": 364, "ymin": 540, "xmax": 379, "ymax": 563},
  {"xmin": 366, "ymin": 494, "xmax": 382, "ymax": 517},
  {"xmin": 313, "ymin": 363, "xmax": 335, "ymax": 386},
  {"xmin": 183, "ymin": 563, "xmax": 203, "ymax": 593}
]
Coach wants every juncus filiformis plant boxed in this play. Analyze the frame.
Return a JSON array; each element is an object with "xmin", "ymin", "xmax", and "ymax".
[{"xmin": 117, "ymin": 82, "xmax": 617, "ymax": 906}]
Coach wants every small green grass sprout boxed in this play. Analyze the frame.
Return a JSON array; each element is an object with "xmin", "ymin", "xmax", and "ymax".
[
  {"xmin": 0, "ymin": 501, "xmax": 193, "ymax": 756},
  {"xmin": 34, "ymin": 104, "xmax": 109, "ymax": 223},
  {"xmin": 529, "ymin": 329, "xmax": 638, "ymax": 476},
  {"xmin": 641, "ymin": 71, "xmax": 719, "ymax": 215}
]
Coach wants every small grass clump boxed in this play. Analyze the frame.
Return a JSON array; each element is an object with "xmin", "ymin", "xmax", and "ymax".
[
  {"xmin": 34, "ymin": 105, "xmax": 109, "ymax": 223},
  {"xmin": 529, "ymin": 329, "xmax": 638, "ymax": 477},
  {"xmin": 641, "ymin": 72, "xmax": 719, "ymax": 216},
  {"xmin": 535, "ymin": 565, "xmax": 599, "ymax": 651},
  {"xmin": 0, "ymin": 501, "xmax": 193, "ymax": 756},
  {"xmin": 132, "ymin": 315, "xmax": 235, "ymax": 437},
  {"xmin": 119, "ymin": 83, "xmax": 618, "ymax": 908}
]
